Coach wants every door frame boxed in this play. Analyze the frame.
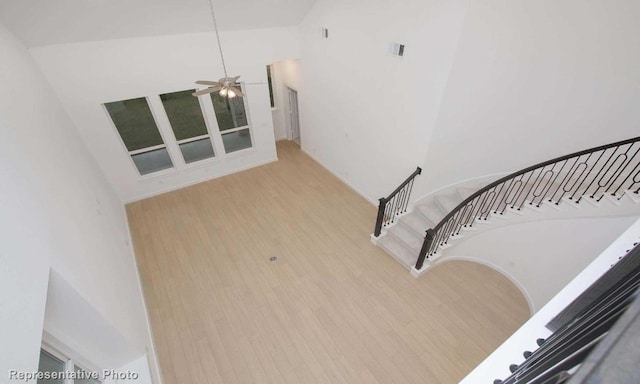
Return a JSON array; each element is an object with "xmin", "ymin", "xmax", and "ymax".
[{"xmin": 286, "ymin": 87, "xmax": 301, "ymax": 144}]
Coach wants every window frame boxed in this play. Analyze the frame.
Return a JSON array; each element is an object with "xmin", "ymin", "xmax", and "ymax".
[
  {"xmin": 157, "ymin": 89, "xmax": 218, "ymax": 167},
  {"xmin": 266, "ymin": 64, "xmax": 277, "ymax": 110},
  {"xmin": 39, "ymin": 342, "xmax": 102, "ymax": 384},
  {"xmin": 105, "ymin": 84, "xmax": 257, "ymax": 179},
  {"xmin": 103, "ymin": 97, "xmax": 176, "ymax": 179},
  {"xmin": 200, "ymin": 82, "xmax": 256, "ymax": 156}
]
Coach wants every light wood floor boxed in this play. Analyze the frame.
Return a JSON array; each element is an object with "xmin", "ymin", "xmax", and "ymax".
[{"xmin": 127, "ymin": 141, "xmax": 530, "ymax": 384}]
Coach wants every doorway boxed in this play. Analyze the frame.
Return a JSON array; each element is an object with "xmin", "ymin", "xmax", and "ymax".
[{"xmin": 287, "ymin": 87, "xmax": 300, "ymax": 145}]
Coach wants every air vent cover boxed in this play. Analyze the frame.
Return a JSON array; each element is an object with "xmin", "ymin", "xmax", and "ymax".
[
  {"xmin": 389, "ymin": 42, "xmax": 405, "ymax": 57},
  {"xmin": 321, "ymin": 28, "xmax": 329, "ymax": 39}
]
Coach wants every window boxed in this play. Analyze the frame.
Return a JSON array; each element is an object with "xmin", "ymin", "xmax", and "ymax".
[
  {"xmin": 38, "ymin": 349, "xmax": 64, "ymax": 384},
  {"xmin": 160, "ymin": 90, "xmax": 215, "ymax": 164},
  {"xmin": 37, "ymin": 348, "xmax": 101, "ymax": 384},
  {"xmin": 105, "ymin": 97, "xmax": 173, "ymax": 175},
  {"xmin": 266, "ymin": 65, "xmax": 275, "ymax": 108},
  {"xmin": 209, "ymin": 87, "xmax": 253, "ymax": 153}
]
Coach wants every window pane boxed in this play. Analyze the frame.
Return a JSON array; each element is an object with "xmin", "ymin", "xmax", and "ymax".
[
  {"xmin": 105, "ymin": 98, "xmax": 163, "ymax": 151},
  {"xmin": 131, "ymin": 148, "xmax": 173, "ymax": 175},
  {"xmin": 267, "ymin": 65, "xmax": 275, "ymax": 108},
  {"xmin": 209, "ymin": 89, "xmax": 248, "ymax": 131},
  {"xmin": 222, "ymin": 129, "xmax": 252, "ymax": 153},
  {"xmin": 179, "ymin": 138, "xmax": 215, "ymax": 163},
  {"xmin": 37, "ymin": 349, "xmax": 64, "ymax": 384},
  {"xmin": 160, "ymin": 90, "xmax": 208, "ymax": 141}
]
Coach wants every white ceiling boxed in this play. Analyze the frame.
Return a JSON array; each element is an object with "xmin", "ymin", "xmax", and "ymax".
[{"xmin": 0, "ymin": 0, "xmax": 316, "ymax": 47}]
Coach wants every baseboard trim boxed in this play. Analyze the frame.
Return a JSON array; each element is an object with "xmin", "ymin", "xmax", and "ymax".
[
  {"xmin": 123, "ymin": 157, "xmax": 279, "ymax": 203},
  {"xmin": 437, "ymin": 255, "xmax": 536, "ymax": 316},
  {"xmin": 300, "ymin": 149, "xmax": 377, "ymax": 206},
  {"xmin": 122, "ymin": 205, "xmax": 163, "ymax": 384}
]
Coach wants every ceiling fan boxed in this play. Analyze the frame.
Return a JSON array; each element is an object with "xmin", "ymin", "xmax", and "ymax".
[{"xmin": 192, "ymin": 0, "xmax": 244, "ymax": 99}]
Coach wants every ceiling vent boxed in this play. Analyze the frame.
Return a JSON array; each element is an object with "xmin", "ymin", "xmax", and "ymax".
[
  {"xmin": 389, "ymin": 42, "xmax": 405, "ymax": 57},
  {"xmin": 321, "ymin": 28, "xmax": 329, "ymax": 39}
]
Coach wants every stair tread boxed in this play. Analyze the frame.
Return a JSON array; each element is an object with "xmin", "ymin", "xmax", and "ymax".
[
  {"xmin": 388, "ymin": 224, "xmax": 423, "ymax": 251},
  {"xmin": 456, "ymin": 186, "xmax": 479, "ymax": 200},
  {"xmin": 379, "ymin": 235, "xmax": 418, "ymax": 268},
  {"xmin": 399, "ymin": 212, "xmax": 434, "ymax": 238},
  {"xmin": 416, "ymin": 204, "xmax": 445, "ymax": 224},
  {"xmin": 434, "ymin": 193, "xmax": 461, "ymax": 212}
]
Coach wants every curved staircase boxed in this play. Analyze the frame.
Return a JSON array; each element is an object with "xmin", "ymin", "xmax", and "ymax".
[{"xmin": 372, "ymin": 137, "xmax": 640, "ymax": 275}]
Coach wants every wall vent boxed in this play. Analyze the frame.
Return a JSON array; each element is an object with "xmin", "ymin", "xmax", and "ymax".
[
  {"xmin": 389, "ymin": 43, "xmax": 405, "ymax": 57},
  {"xmin": 321, "ymin": 28, "xmax": 329, "ymax": 39}
]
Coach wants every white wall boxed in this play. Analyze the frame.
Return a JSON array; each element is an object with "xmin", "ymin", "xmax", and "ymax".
[
  {"xmin": 270, "ymin": 62, "xmax": 288, "ymax": 140},
  {"xmin": 461, "ymin": 217, "xmax": 640, "ymax": 383},
  {"xmin": 0, "ymin": 22, "xmax": 157, "ymax": 381},
  {"xmin": 298, "ymin": 0, "xmax": 640, "ymax": 205},
  {"xmin": 446, "ymin": 216, "xmax": 638, "ymax": 313},
  {"xmin": 415, "ymin": 0, "xmax": 640, "ymax": 197},
  {"xmin": 30, "ymin": 27, "xmax": 301, "ymax": 202},
  {"xmin": 298, "ymin": 0, "xmax": 469, "ymax": 202}
]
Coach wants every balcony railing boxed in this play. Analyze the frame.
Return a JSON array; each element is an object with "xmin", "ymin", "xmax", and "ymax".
[{"xmin": 416, "ymin": 136, "xmax": 640, "ymax": 270}]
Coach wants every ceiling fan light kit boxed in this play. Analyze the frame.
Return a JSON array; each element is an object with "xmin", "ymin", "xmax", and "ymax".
[{"xmin": 192, "ymin": 0, "xmax": 243, "ymax": 98}]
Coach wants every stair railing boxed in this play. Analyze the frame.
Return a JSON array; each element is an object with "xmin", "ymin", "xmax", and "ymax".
[
  {"xmin": 374, "ymin": 167, "xmax": 422, "ymax": 237},
  {"xmin": 416, "ymin": 136, "xmax": 640, "ymax": 270}
]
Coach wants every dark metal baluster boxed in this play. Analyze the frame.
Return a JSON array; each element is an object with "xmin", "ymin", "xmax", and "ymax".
[
  {"xmin": 464, "ymin": 196, "xmax": 482, "ymax": 228},
  {"xmin": 620, "ymin": 164, "xmax": 640, "ymax": 196},
  {"xmin": 524, "ymin": 167, "xmax": 546, "ymax": 208},
  {"xmin": 581, "ymin": 147, "xmax": 619, "ymax": 199},
  {"xmin": 569, "ymin": 150, "xmax": 607, "ymax": 202},
  {"xmin": 470, "ymin": 191, "xmax": 490, "ymax": 223},
  {"xmin": 373, "ymin": 167, "xmax": 421, "ymax": 236},
  {"xmin": 396, "ymin": 190, "xmax": 403, "ymax": 217},
  {"xmin": 517, "ymin": 170, "xmax": 537, "ymax": 210},
  {"xmin": 490, "ymin": 183, "xmax": 507, "ymax": 215},
  {"xmin": 384, "ymin": 198, "xmax": 392, "ymax": 226},
  {"xmin": 506, "ymin": 176, "xmax": 525, "ymax": 209},
  {"xmin": 399, "ymin": 184, "xmax": 409, "ymax": 215},
  {"xmin": 402, "ymin": 179, "xmax": 415, "ymax": 213},
  {"xmin": 389, "ymin": 193, "xmax": 399, "ymax": 224},
  {"xmin": 537, "ymin": 162, "xmax": 558, "ymax": 205},
  {"xmin": 450, "ymin": 205, "xmax": 467, "ymax": 236},
  {"xmin": 457, "ymin": 203, "xmax": 475, "ymax": 234},
  {"xmin": 493, "ymin": 179, "xmax": 515, "ymax": 215},
  {"xmin": 557, "ymin": 154, "xmax": 591, "ymax": 203},
  {"xmin": 441, "ymin": 216, "xmax": 457, "ymax": 245},
  {"xmin": 443, "ymin": 215, "xmax": 459, "ymax": 244},
  {"xmin": 547, "ymin": 158, "xmax": 572, "ymax": 203},
  {"xmin": 479, "ymin": 189, "xmax": 497, "ymax": 220},
  {"xmin": 499, "ymin": 178, "xmax": 523, "ymax": 214},
  {"xmin": 532, "ymin": 168, "xmax": 555, "ymax": 207},
  {"xmin": 611, "ymin": 148, "xmax": 640, "ymax": 197},
  {"xmin": 603, "ymin": 144, "xmax": 640, "ymax": 197},
  {"xmin": 457, "ymin": 204, "xmax": 474, "ymax": 235},
  {"xmin": 428, "ymin": 228, "xmax": 440, "ymax": 255},
  {"xmin": 594, "ymin": 149, "xmax": 632, "ymax": 201}
]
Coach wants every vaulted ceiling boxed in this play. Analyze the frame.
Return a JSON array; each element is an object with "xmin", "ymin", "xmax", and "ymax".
[{"xmin": 0, "ymin": 0, "xmax": 316, "ymax": 47}]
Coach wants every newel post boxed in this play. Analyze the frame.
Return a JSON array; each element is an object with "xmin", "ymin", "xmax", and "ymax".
[
  {"xmin": 415, "ymin": 228, "xmax": 435, "ymax": 270},
  {"xmin": 373, "ymin": 197, "xmax": 387, "ymax": 237}
]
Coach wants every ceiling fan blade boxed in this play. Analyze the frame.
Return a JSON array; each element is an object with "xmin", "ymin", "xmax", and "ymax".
[
  {"xmin": 195, "ymin": 80, "xmax": 219, "ymax": 86},
  {"xmin": 231, "ymin": 75, "xmax": 241, "ymax": 83},
  {"xmin": 229, "ymin": 86, "xmax": 244, "ymax": 97},
  {"xmin": 192, "ymin": 86, "xmax": 220, "ymax": 97}
]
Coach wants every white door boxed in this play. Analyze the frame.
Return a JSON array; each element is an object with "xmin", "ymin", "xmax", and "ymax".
[{"xmin": 288, "ymin": 88, "xmax": 300, "ymax": 144}]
